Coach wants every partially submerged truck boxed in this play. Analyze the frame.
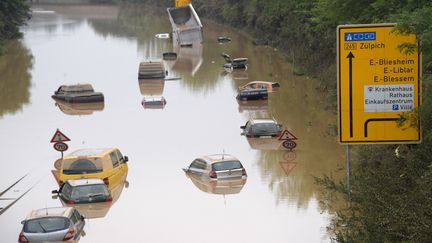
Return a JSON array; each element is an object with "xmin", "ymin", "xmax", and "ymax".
[{"xmin": 167, "ymin": 4, "xmax": 203, "ymax": 46}]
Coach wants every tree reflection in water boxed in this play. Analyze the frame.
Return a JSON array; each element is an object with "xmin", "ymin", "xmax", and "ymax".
[{"xmin": 0, "ymin": 40, "xmax": 33, "ymax": 117}]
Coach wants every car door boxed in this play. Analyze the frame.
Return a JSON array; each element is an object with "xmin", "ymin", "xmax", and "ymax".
[
  {"xmin": 188, "ymin": 159, "xmax": 207, "ymax": 177},
  {"xmin": 108, "ymin": 151, "xmax": 123, "ymax": 186},
  {"xmin": 244, "ymin": 122, "xmax": 253, "ymax": 136},
  {"xmin": 70, "ymin": 209, "xmax": 85, "ymax": 239},
  {"xmin": 59, "ymin": 182, "xmax": 73, "ymax": 202}
]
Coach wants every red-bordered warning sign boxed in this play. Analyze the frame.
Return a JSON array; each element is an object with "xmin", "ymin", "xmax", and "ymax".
[
  {"xmin": 50, "ymin": 129, "xmax": 71, "ymax": 143},
  {"xmin": 278, "ymin": 129, "xmax": 298, "ymax": 141}
]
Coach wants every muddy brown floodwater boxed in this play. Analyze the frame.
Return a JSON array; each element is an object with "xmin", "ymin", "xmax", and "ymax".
[{"xmin": 0, "ymin": 4, "xmax": 344, "ymax": 243}]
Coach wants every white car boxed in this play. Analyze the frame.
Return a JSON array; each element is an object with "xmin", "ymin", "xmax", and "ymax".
[{"xmin": 183, "ymin": 154, "xmax": 247, "ymax": 180}]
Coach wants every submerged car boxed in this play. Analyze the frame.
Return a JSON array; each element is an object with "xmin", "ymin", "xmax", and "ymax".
[
  {"xmin": 52, "ymin": 84, "xmax": 104, "ymax": 103},
  {"xmin": 52, "ymin": 148, "xmax": 128, "ymax": 189},
  {"xmin": 53, "ymin": 177, "xmax": 128, "ymax": 219},
  {"xmin": 240, "ymin": 118, "xmax": 283, "ymax": 138},
  {"xmin": 238, "ymin": 81, "xmax": 280, "ymax": 92},
  {"xmin": 183, "ymin": 154, "xmax": 247, "ymax": 180},
  {"xmin": 18, "ymin": 207, "xmax": 85, "ymax": 243},
  {"xmin": 52, "ymin": 179, "xmax": 112, "ymax": 205},
  {"xmin": 141, "ymin": 96, "xmax": 167, "ymax": 109},
  {"xmin": 236, "ymin": 88, "xmax": 268, "ymax": 101},
  {"xmin": 221, "ymin": 53, "xmax": 248, "ymax": 69}
]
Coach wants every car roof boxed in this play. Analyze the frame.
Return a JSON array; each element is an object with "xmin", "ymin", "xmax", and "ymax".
[
  {"xmin": 65, "ymin": 148, "xmax": 116, "ymax": 158},
  {"xmin": 249, "ymin": 118, "xmax": 277, "ymax": 124},
  {"xmin": 246, "ymin": 81, "xmax": 273, "ymax": 85},
  {"xmin": 66, "ymin": 178, "xmax": 105, "ymax": 187},
  {"xmin": 201, "ymin": 154, "xmax": 239, "ymax": 164},
  {"xmin": 26, "ymin": 207, "xmax": 73, "ymax": 220}
]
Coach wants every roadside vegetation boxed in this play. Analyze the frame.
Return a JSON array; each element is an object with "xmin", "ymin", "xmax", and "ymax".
[{"xmin": 0, "ymin": 0, "xmax": 31, "ymax": 55}]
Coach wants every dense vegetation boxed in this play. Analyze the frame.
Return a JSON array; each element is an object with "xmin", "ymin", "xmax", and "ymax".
[
  {"xmin": 0, "ymin": 0, "xmax": 30, "ymax": 38},
  {"xmin": 0, "ymin": 0, "xmax": 31, "ymax": 54}
]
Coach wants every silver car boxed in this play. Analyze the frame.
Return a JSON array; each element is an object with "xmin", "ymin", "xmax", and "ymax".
[
  {"xmin": 19, "ymin": 207, "xmax": 85, "ymax": 242},
  {"xmin": 240, "ymin": 118, "xmax": 283, "ymax": 138},
  {"xmin": 183, "ymin": 154, "xmax": 247, "ymax": 180}
]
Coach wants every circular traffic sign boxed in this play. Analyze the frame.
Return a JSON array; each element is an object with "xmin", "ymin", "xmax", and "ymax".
[
  {"xmin": 53, "ymin": 142, "xmax": 68, "ymax": 152},
  {"xmin": 282, "ymin": 140, "xmax": 297, "ymax": 150}
]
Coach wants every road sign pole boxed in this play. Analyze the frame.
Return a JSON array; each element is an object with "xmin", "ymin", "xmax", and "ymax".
[{"xmin": 346, "ymin": 145, "xmax": 351, "ymax": 198}]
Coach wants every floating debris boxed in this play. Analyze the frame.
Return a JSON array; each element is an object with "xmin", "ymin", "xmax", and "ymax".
[
  {"xmin": 155, "ymin": 33, "xmax": 170, "ymax": 39},
  {"xmin": 217, "ymin": 36, "xmax": 231, "ymax": 43}
]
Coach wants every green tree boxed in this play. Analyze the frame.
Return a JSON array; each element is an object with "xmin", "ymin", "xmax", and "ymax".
[{"xmin": 0, "ymin": 0, "xmax": 31, "ymax": 54}]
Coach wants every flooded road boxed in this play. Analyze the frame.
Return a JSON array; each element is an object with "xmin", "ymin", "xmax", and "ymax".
[{"xmin": 0, "ymin": 4, "xmax": 344, "ymax": 242}]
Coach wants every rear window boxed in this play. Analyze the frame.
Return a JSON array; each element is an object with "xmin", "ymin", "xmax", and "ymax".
[
  {"xmin": 70, "ymin": 184, "xmax": 109, "ymax": 202},
  {"xmin": 24, "ymin": 217, "xmax": 69, "ymax": 233},
  {"xmin": 251, "ymin": 123, "xmax": 279, "ymax": 134},
  {"xmin": 212, "ymin": 161, "xmax": 243, "ymax": 171},
  {"xmin": 62, "ymin": 158, "xmax": 103, "ymax": 174}
]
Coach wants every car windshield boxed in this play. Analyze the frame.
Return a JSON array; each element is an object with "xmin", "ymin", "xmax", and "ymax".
[
  {"xmin": 212, "ymin": 161, "xmax": 243, "ymax": 171},
  {"xmin": 70, "ymin": 184, "xmax": 109, "ymax": 202},
  {"xmin": 24, "ymin": 217, "xmax": 69, "ymax": 233},
  {"xmin": 251, "ymin": 123, "xmax": 279, "ymax": 134},
  {"xmin": 62, "ymin": 158, "xmax": 103, "ymax": 174}
]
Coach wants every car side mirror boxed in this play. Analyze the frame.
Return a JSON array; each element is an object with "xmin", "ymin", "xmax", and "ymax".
[
  {"xmin": 240, "ymin": 125, "xmax": 246, "ymax": 129},
  {"xmin": 52, "ymin": 190, "xmax": 59, "ymax": 194},
  {"xmin": 278, "ymin": 124, "xmax": 283, "ymax": 128},
  {"xmin": 21, "ymin": 220, "xmax": 25, "ymax": 224},
  {"xmin": 81, "ymin": 215, "xmax": 85, "ymax": 220},
  {"xmin": 124, "ymin": 156, "xmax": 129, "ymax": 163}
]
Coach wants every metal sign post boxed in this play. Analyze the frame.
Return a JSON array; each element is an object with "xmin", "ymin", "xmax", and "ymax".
[{"xmin": 346, "ymin": 145, "xmax": 351, "ymax": 198}]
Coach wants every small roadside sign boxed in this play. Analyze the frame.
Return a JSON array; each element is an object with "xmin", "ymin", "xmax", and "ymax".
[
  {"xmin": 337, "ymin": 24, "xmax": 421, "ymax": 144},
  {"xmin": 53, "ymin": 142, "xmax": 68, "ymax": 152},
  {"xmin": 278, "ymin": 129, "xmax": 298, "ymax": 141},
  {"xmin": 50, "ymin": 129, "xmax": 71, "ymax": 143}
]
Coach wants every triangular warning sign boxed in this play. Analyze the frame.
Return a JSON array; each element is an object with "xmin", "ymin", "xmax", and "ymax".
[
  {"xmin": 278, "ymin": 129, "xmax": 297, "ymax": 141},
  {"xmin": 50, "ymin": 129, "xmax": 71, "ymax": 143}
]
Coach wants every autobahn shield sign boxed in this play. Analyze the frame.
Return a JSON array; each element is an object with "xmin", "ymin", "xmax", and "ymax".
[{"xmin": 337, "ymin": 24, "xmax": 421, "ymax": 144}]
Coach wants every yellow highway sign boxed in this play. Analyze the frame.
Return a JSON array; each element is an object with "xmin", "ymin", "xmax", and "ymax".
[
  {"xmin": 175, "ymin": 0, "xmax": 191, "ymax": 7},
  {"xmin": 337, "ymin": 24, "xmax": 421, "ymax": 144}
]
